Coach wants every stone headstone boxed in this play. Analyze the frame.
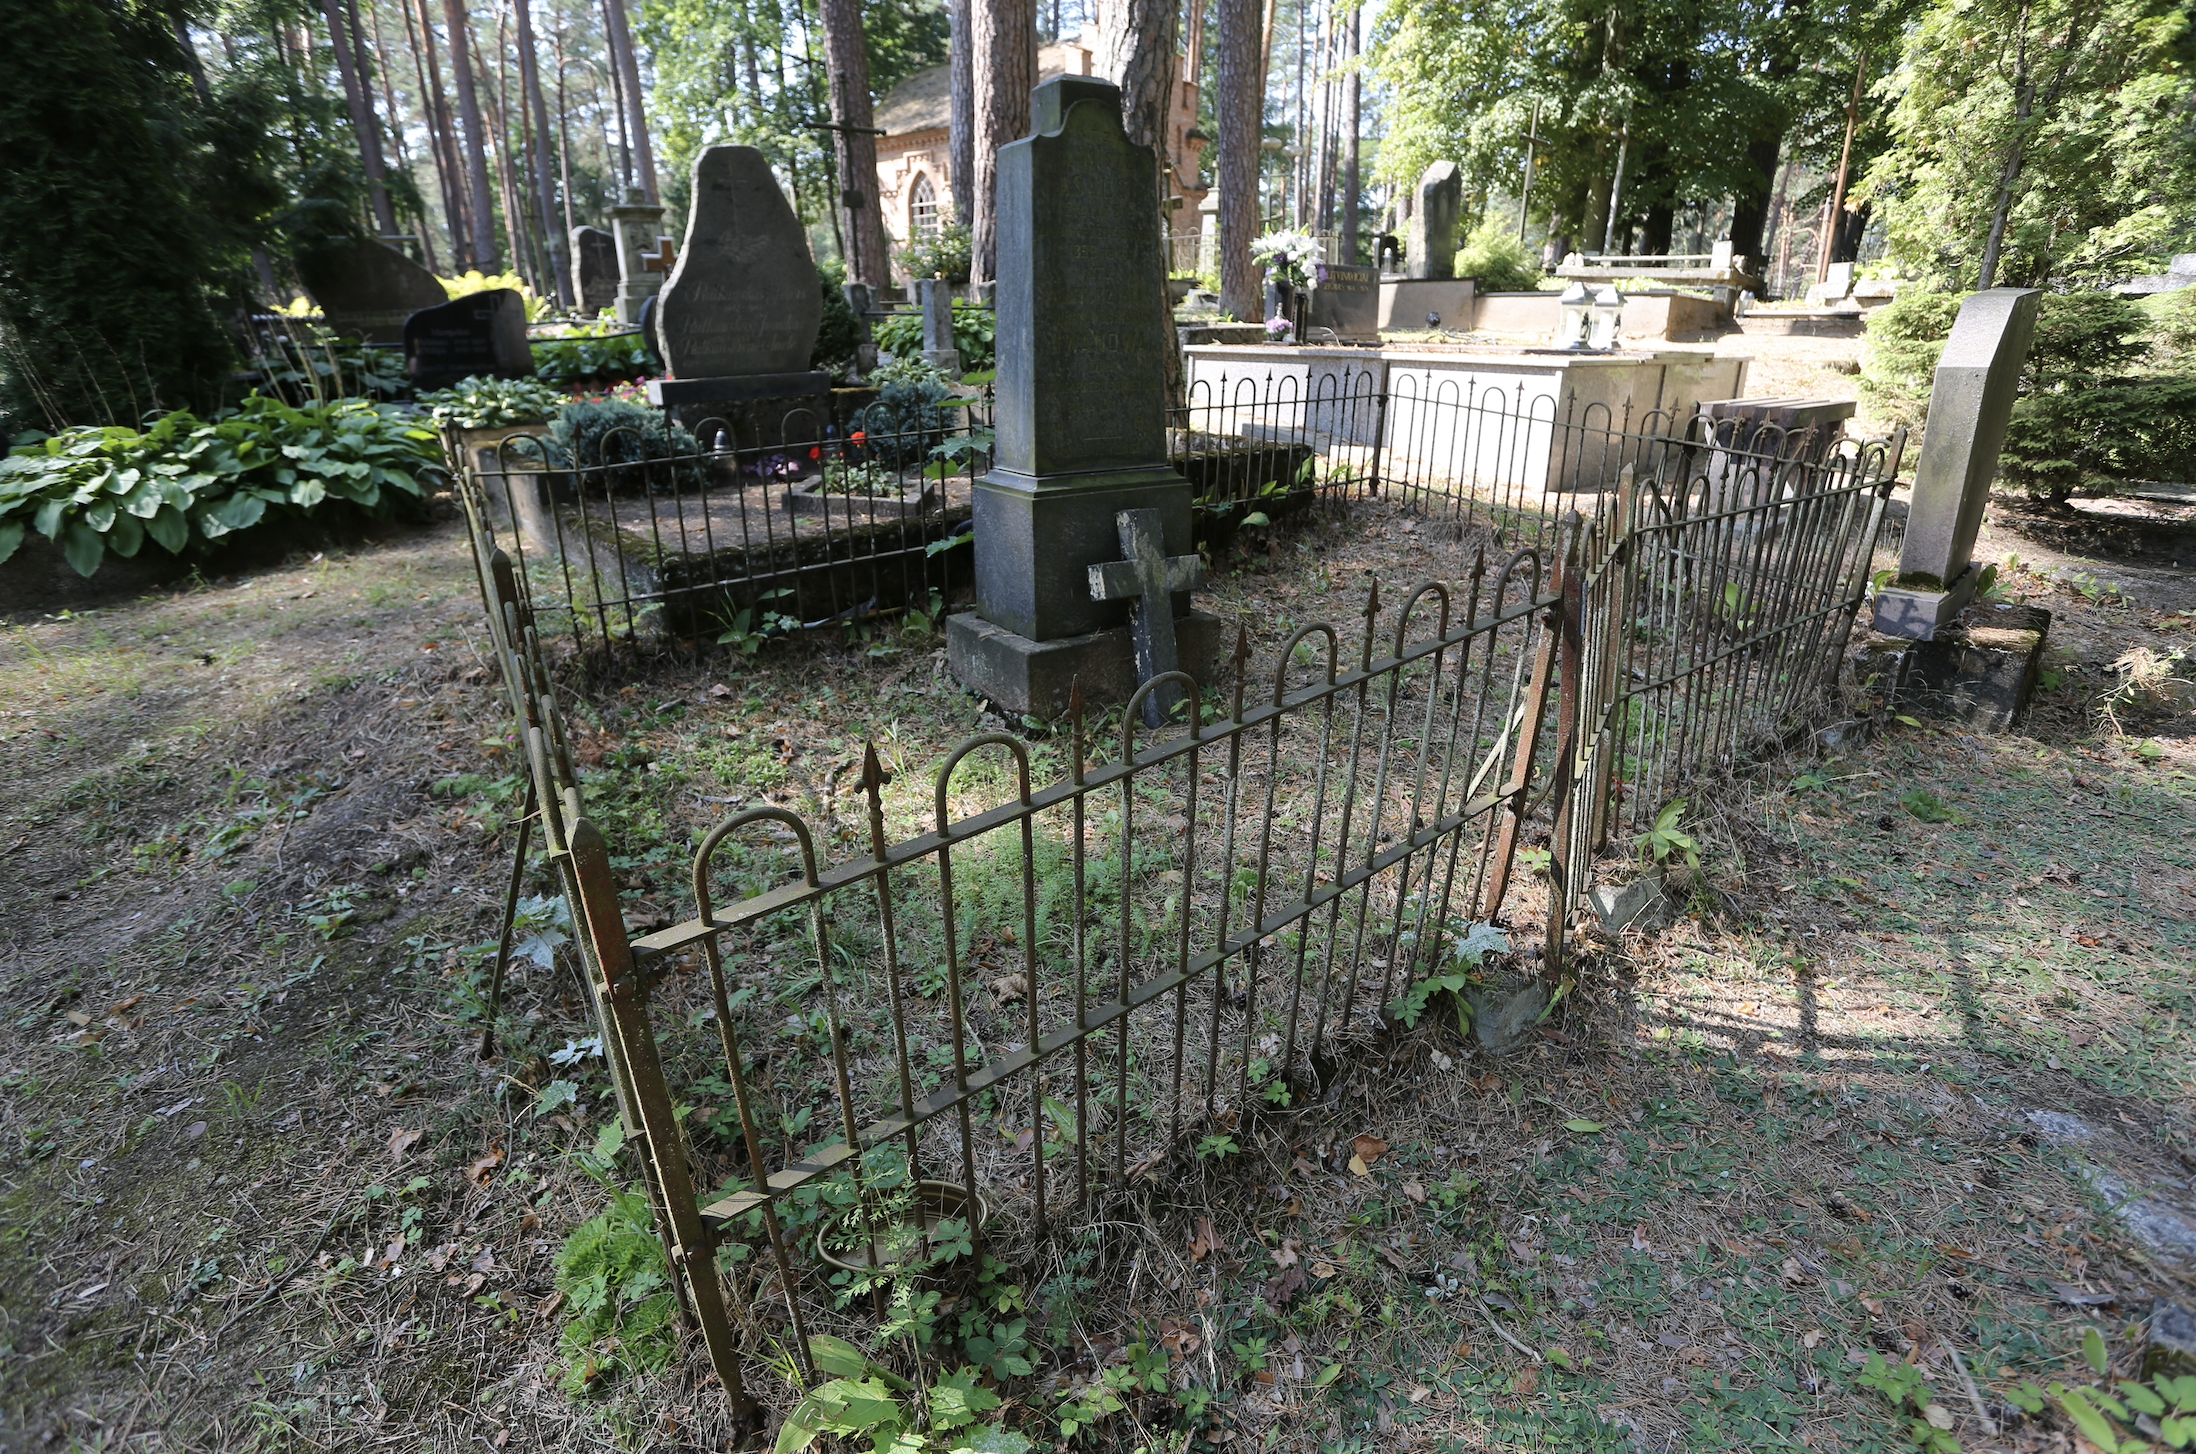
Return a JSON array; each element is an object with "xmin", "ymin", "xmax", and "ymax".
[
  {"xmin": 945, "ymin": 75, "xmax": 1219, "ymax": 717},
  {"xmin": 1405, "ymin": 162, "xmax": 1462, "ymax": 282},
  {"xmin": 403, "ymin": 288, "xmax": 534, "ymax": 389},
  {"xmin": 570, "ymin": 225, "xmax": 618, "ymax": 316},
  {"xmin": 608, "ymin": 188, "xmax": 667, "ymax": 325},
  {"xmin": 654, "ymin": 146, "xmax": 822, "ymax": 380},
  {"xmin": 295, "ymin": 239, "xmax": 449, "ymax": 345},
  {"xmin": 1823, "ymin": 261, "xmax": 1855, "ymax": 299},
  {"xmin": 918, "ymin": 277, "xmax": 960, "ymax": 374},
  {"xmin": 1873, "ymin": 288, "xmax": 2042, "ymax": 640},
  {"xmin": 1306, "ymin": 263, "xmax": 1378, "ymax": 340}
]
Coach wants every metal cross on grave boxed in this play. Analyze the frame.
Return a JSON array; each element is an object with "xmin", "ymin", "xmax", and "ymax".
[
  {"xmin": 1088, "ymin": 508, "xmax": 1205, "ymax": 727},
  {"xmin": 639, "ymin": 238, "xmax": 678, "ymax": 273}
]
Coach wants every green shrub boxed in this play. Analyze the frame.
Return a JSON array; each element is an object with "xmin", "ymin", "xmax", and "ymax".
[
  {"xmin": 872, "ymin": 298, "xmax": 996, "ymax": 371},
  {"xmin": 2025, "ymin": 291, "xmax": 2152, "ymax": 386},
  {"xmin": 2140, "ymin": 285, "xmax": 2196, "ymax": 366},
  {"xmin": 546, "ymin": 399, "xmax": 702, "ymax": 489},
  {"xmin": 896, "ymin": 223, "xmax": 973, "ymax": 285},
  {"xmin": 418, "ymin": 376, "xmax": 568, "ymax": 429},
  {"xmin": 2002, "ymin": 375, "xmax": 2196, "ymax": 500},
  {"xmin": 0, "ymin": 395, "xmax": 439, "ymax": 576},
  {"xmin": 531, "ymin": 328, "xmax": 650, "ymax": 388},
  {"xmin": 1858, "ymin": 288, "xmax": 1965, "ymax": 428},
  {"xmin": 855, "ymin": 376, "xmax": 953, "ymax": 468},
  {"xmin": 1453, "ymin": 216, "xmax": 1543, "ymax": 294},
  {"xmin": 814, "ymin": 263, "xmax": 865, "ymax": 381}
]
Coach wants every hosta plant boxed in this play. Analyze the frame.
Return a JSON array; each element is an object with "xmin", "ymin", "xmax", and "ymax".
[{"xmin": 1, "ymin": 395, "xmax": 441, "ymax": 576}]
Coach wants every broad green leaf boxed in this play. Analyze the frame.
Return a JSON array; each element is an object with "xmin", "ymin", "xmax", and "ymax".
[
  {"xmin": 774, "ymin": 1393, "xmax": 833, "ymax": 1454},
  {"xmin": 0, "ymin": 519, "xmax": 23, "ymax": 565},
  {"xmin": 2085, "ymin": 1327, "xmax": 2111, "ymax": 1376},
  {"xmin": 60, "ymin": 518, "xmax": 104, "ymax": 577},
  {"xmin": 290, "ymin": 477, "xmax": 327, "ymax": 509},
  {"xmin": 33, "ymin": 497, "xmax": 65, "ymax": 539},
  {"xmin": 145, "ymin": 506, "xmax": 188, "ymax": 554},
  {"xmin": 1564, "ymin": 1119, "xmax": 1605, "ymax": 1134},
  {"xmin": 83, "ymin": 499, "xmax": 116, "ymax": 532},
  {"xmin": 2060, "ymin": 1388, "xmax": 2122, "ymax": 1452},
  {"xmin": 950, "ymin": 1430, "xmax": 1032, "ymax": 1454},
  {"xmin": 808, "ymin": 1334, "xmax": 873, "ymax": 1379},
  {"xmin": 208, "ymin": 493, "xmax": 266, "ymax": 531},
  {"xmin": 107, "ymin": 512, "xmax": 144, "ymax": 558},
  {"xmin": 2126, "ymin": 1383, "xmax": 2170, "ymax": 1418},
  {"xmin": 928, "ymin": 1365, "xmax": 1002, "ymax": 1432}
]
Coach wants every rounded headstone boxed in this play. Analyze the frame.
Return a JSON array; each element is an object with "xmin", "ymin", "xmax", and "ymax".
[
  {"xmin": 655, "ymin": 146, "xmax": 821, "ymax": 379},
  {"xmin": 403, "ymin": 288, "xmax": 535, "ymax": 389}
]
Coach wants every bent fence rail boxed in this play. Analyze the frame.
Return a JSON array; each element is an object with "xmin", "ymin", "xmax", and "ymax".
[{"xmin": 452, "ymin": 396, "xmax": 1899, "ymax": 1424}]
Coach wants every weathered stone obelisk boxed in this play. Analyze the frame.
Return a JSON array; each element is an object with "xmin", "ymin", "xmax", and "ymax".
[{"xmin": 946, "ymin": 77, "xmax": 1219, "ymax": 717}]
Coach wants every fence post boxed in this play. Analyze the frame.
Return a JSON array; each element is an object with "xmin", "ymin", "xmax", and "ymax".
[
  {"xmin": 567, "ymin": 817, "xmax": 760, "ymax": 1434},
  {"xmin": 1588, "ymin": 466, "xmax": 1638, "ymax": 853},
  {"xmin": 1482, "ymin": 537, "xmax": 1565, "ymax": 919},
  {"xmin": 1543, "ymin": 519, "xmax": 1587, "ymax": 981}
]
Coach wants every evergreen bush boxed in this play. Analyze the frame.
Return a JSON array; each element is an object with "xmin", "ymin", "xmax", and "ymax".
[
  {"xmin": 0, "ymin": 0, "xmax": 243, "ymax": 433},
  {"xmin": 1453, "ymin": 217, "xmax": 1543, "ymax": 294},
  {"xmin": 547, "ymin": 399, "xmax": 703, "ymax": 489}
]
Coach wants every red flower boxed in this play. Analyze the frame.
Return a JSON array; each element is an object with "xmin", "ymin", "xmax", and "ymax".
[
  {"xmin": 851, "ymin": 430, "xmax": 868, "ymax": 445},
  {"xmin": 809, "ymin": 446, "xmax": 822, "ymax": 460}
]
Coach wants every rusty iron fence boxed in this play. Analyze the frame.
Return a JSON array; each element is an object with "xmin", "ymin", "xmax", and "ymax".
[{"xmin": 453, "ymin": 392, "xmax": 1901, "ymax": 1426}]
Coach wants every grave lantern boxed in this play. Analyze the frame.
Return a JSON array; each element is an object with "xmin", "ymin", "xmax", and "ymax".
[
  {"xmin": 1552, "ymin": 281, "xmax": 1594, "ymax": 349},
  {"xmin": 1588, "ymin": 285, "xmax": 1625, "ymax": 350}
]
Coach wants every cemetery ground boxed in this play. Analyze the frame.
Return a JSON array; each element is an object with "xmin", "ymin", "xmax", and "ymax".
[{"xmin": 2, "ymin": 483, "xmax": 2193, "ymax": 1453}]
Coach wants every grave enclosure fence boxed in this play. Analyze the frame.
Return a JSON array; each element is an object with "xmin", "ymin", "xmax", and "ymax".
[{"xmin": 453, "ymin": 375, "xmax": 1900, "ymax": 1425}]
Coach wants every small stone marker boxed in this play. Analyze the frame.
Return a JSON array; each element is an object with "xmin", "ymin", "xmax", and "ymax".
[
  {"xmin": 295, "ymin": 238, "xmax": 448, "ymax": 344},
  {"xmin": 1088, "ymin": 508, "xmax": 1205, "ymax": 725},
  {"xmin": 569, "ymin": 225, "xmax": 618, "ymax": 316},
  {"xmin": 403, "ymin": 288, "xmax": 534, "ymax": 389},
  {"xmin": 918, "ymin": 277, "xmax": 961, "ymax": 375},
  {"xmin": 1404, "ymin": 162, "xmax": 1462, "ymax": 282},
  {"xmin": 654, "ymin": 145, "xmax": 823, "ymax": 384},
  {"xmin": 1873, "ymin": 288, "xmax": 2043, "ymax": 640}
]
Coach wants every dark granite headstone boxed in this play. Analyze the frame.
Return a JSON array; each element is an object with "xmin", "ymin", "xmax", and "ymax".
[
  {"xmin": 1405, "ymin": 162, "xmax": 1463, "ymax": 281},
  {"xmin": 655, "ymin": 146, "xmax": 821, "ymax": 379},
  {"xmin": 403, "ymin": 289, "xmax": 534, "ymax": 389},
  {"xmin": 296, "ymin": 239, "xmax": 449, "ymax": 345},
  {"xmin": 945, "ymin": 76, "xmax": 1220, "ymax": 717},
  {"xmin": 570, "ymin": 225, "xmax": 618, "ymax": 316},
  {"xmin": 1307, "ymin": 263, "xmax": 1378, "ymax": 340}
]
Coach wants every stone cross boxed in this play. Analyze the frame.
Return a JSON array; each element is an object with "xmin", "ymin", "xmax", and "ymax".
[
  {"xmin": 640, "ymin": 239, "xmax": 678, "ymax": 273},
  {"xmin": 1088, "ymin": 508, "xmax": 1204, "ymax": 726},
  {"xmin": 1872, "ymin": 287, "xmax": 2043, "ymax": 640}
]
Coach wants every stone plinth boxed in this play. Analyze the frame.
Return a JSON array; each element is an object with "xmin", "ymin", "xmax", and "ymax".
[
  {"xmin": 1860, "ymin": 602, "xmax": 2052, "ymax": 732},
  {"xmin": 1378, "ymin": 278, "xmax": 1475, "ymax": 331},
  {"xmin": 947, "ymin": 75, "xmax": 1215, "ymax": 717}
]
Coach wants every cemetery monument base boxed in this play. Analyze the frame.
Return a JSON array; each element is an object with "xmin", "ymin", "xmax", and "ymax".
[{"xmin": 1861, "ymin": 602, "xmax": 2052, "ymax": 734}]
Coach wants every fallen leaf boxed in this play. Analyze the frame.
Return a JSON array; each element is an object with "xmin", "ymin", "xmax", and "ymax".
[
  {"xmin": 1801, "ymin": 1330, "xmax": 1822, "ymax": 1349},
  {"xmin": 989, "ymin": 974, "xmax": 1029, "ymax": 1005},
  {"xmin": 110, "ymin": 995, "xmax": 144, "ymax": 1015},
  {"xmin": 388, "ymin": 1126, "xmax": 424, "ymax": 1159},
  {"xmin": 463, "ymin": 1272, "xmax": 487, "ymax": 1296},
  {"xmin": 1160, "ymin": 1319, "xmax": 1202, "ymax": 1357},
  {"xmin": 1453, "ymin": 1340, "xmax": 1474, "ymax": 1360},
  {"xmin": 1273, "ymin": 1238, "xmax": 1302, "ymax": 1267},
  {"xmin": 1630, "ymin": 1226, "xmax": 1652, "ymax": 1252},
  {"xmin": 1352, "ymin": 1134, "xmax": 1389, "ymax": 1166},
  {"xmin": 1408, "ymin": 1385, "xmax": 1431, "ymax": 1404},
  {"xmin": 1189, "ymin": 1216, "xmax": 1224, "ymax": 1262},
  {"xmin": 65, "ymin": 1010, "xmax": 92, "ymax": 1028},
  {"xmin": 471, "ymin": 1246, "xmax": 497, "ymax": 1273},
  {"xmin": 2050, "ymin": 1283, "xmax": 2118, "ymax": 1307},
  {"xmin": 534, "ymin": 1289, "xmax": 565, "ymax": 1322},
  {"xmin": 1564, "ymin": 1119, "xmax": 1605, "ymax": 1134},
  {"xmin": 1923, "ymin": 1404, "xmax": 1955, "ymax": 1431},
  {"xmin": 1311, "ymin": 1260, "xmax": 1339, "ymax": 1280},
  {"xmin": 1860, "ymin": 1295, "xmax": 1884, "ymax": 1315},
  {"xmin": 1291, "ymin": 1154, "xmax": 1319, "ymax": 1177},
  {"xmin": 466, "ymin": 1146, "xmax": 506, "ymax": 1187},
  {"xmin": 1402, "ymin": 1180, "xmax": 1426, "ymax": 1204},
  {"xmin": 1347, "ymin": 1155, "xmax": 1371, "ymax": 1177},
  {"xmin": 1265, "ymin": 1264, "xmax": 1306, "ymax": 1306},
  {"xmin": 708, "ymin": 683, "xmax": 734, "ymax": 698},
  {"xmin": 1514, "ymin": 1367, "xmax": 1540, "ymax": 1396}
]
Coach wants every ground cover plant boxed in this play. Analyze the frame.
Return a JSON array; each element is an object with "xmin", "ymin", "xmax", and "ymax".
[
  {"xmin": 0, "ymin": 395, "xmax": 441, "ymax": 576},
  {"xmin": 0, "ymin": 469, "xmax": 2190, "ymax": 1451}
]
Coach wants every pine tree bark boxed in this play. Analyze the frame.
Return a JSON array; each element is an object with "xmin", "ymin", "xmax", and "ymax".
[
  {"xmin": 1097, "ymin": 0, "xmax": 1181, "ymax": 400},
  {"xmin": 971, "ymin": 0, "xmax": 1035, "ymax": 283},
  {"xmin": 514, "ymin": 0, "xmax": 570, "ymax": 305},
  {"xmin": 600, "ymin": 0, "xmax": 658, "ymax": 201},
  {"xmin": 816, "ymin": 0, "xmax": 890, "ymax": 287},
  {"xmin": 1342, "ymin": 0, "xmax": 1359, "ymax": 263},
  {"xmin": 442, "ymin": 0, "xmax": 500, "ymax": 268},
  {"xmin": 949, "ymin": 0, "xmax": 974, "ymax": 226},
  {"xmin": 404, "ymin": 0, "xmax": 467, "ymax": 267},
  {"xmin": 319, "ymin": 0, "xmax": 399, "ymax": 236},
  {"xmin": 1215, "ymin": 0, "xmax": 1264, "ymax": 320}
]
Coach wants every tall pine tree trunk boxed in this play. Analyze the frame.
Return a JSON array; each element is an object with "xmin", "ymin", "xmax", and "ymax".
[
  {"xmin": 817, "ymin": 0, "xmax": 890, "ymax": 287},
  {"xmin": 601, "ymin": 0, "xmax": 658, "ymax": 201},
  {"xmin": 1215, "ymin": 0, "xmax": 1264, "ymax": 320},
  {"xmin": 515, "ymin": 0, "xmax": 570, "ymax": 305},
  {"xmin": 404, "ymin": 0, "xmax": 466, "ymax": 266},
  {"xmin": 1097, "ymin": 0, "xmax": 1180, "ymax": 399},
  {"xmin": 442, "ymin": 0, "xmax": 500, "ymax": 268},
  {"xmin": 950, "ymin": 0, "xmax": 973, "ymax": 226},
  {"xmin": 319, "ymin": 0, "xmax": 399, "ymax": 235},
  {"xmin": 971, "ymin": 0, "xmax": 1034, "ymax": 283},
  {"xmin": 1342, "ymin": 0, "xmax": 1359, "ymax": 263}
]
